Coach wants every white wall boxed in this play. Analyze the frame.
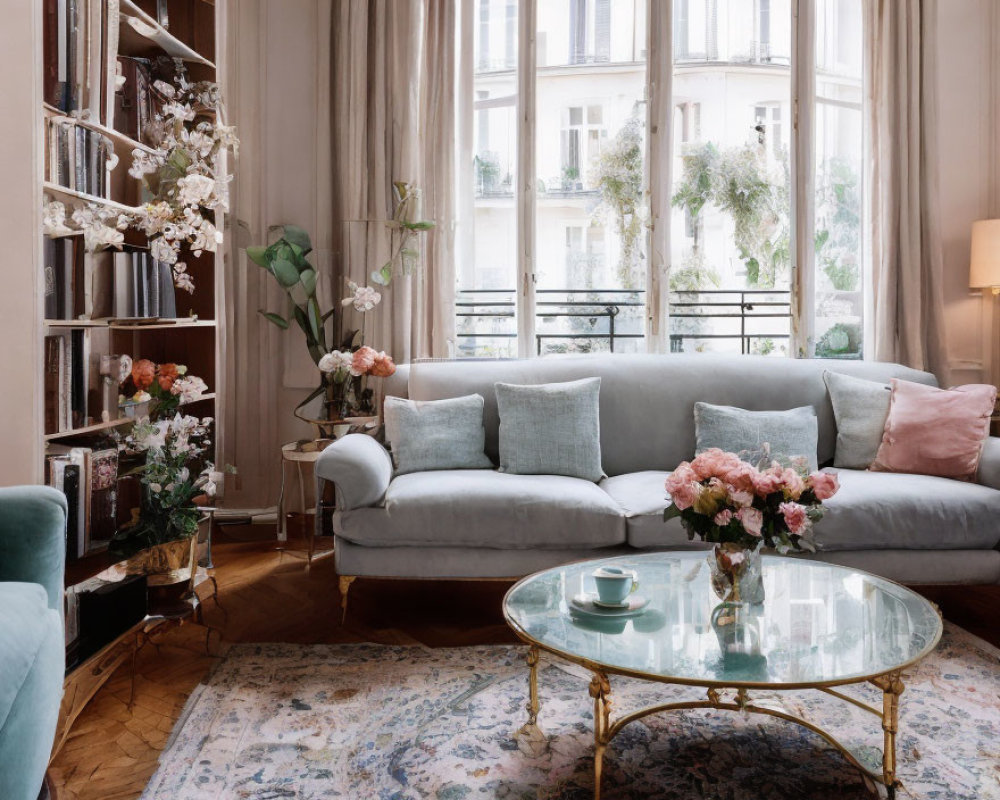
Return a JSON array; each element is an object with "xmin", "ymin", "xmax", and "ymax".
[
  {"xmin": 0, "ymin": 2, "xmax": 43, "ymax": 486},
  {"xmin": 936, "ymin": 0, "xmax": 1000, "ymax": 385}
]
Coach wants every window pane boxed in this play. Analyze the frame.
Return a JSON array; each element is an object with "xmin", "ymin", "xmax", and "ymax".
[
  {"xmin": 536, "ymin": 0, "xmax": 648, "ymax": 356},
  {"xmin": 457, "ymin": 0, "xmax": 519, "ymax": 358},
  {"xmin": 814, "ymin": 0, "xmax": 864, "ymax": 359},
  {"xmin": 669, "ymin": 0, "xmax": 792, "ymax": 356}
]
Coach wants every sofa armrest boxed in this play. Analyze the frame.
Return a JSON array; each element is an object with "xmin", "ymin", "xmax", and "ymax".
[
  {"xmin": 0, "ymin": 486, "xmax": 67, "ymax": 611},
  {"xmin": 978, "ymin": 436, "xmax": 1000, "ymax": 491},
  {"xmin": 315, "ymin": 434, "xmax": 393, "ymax": 511}
]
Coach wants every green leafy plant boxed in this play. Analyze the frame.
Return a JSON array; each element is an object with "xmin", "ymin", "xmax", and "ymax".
[
  {"xmin": 247, "ymin": 225, "xmax": 333, "ymax": 367},
  {"xmin": 370, "ymin": 182, "xmax": 435, "ymax": 287},
  {"xmin": 815, "ymin": 321, "xmax": 862, "ymax": 358},
  {"xmin": 594, "ymin": 115, "xmax": 646, "ymax": 289},
  {"xmin": 671, "ymin": 141, "xmax": 790, "ymax": 288}
]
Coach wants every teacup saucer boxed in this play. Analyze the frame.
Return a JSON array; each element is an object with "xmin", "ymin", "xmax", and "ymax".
[{"xmin": 570, "ymin": 593, "xmax": 649, "ymax": 618}]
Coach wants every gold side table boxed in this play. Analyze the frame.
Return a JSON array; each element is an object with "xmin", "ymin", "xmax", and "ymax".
[{"xmin": 276, "ymin": 439, "xmax": 336, "ymax": 562}]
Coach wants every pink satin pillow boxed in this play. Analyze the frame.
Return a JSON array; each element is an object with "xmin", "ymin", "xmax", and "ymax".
[{"xmin": 871, "ymin": 379, "xmax": 997, "ymax": 480}]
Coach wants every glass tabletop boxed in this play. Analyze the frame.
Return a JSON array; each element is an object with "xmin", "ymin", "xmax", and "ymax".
[{"xmin": 503, "ymin": 551, "xmax": 943, "ymax": 688}]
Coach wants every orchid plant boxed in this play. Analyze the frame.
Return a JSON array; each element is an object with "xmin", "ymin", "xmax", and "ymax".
[
  {"xmin": 42, "ymin": 64, "xmax": 237, "ymax": 297},
  {"xmin": 110, "ymin": 413, "xmax": 220, "ymax": 557}
]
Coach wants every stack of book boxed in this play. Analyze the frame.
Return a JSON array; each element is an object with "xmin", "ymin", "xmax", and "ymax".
[
  {"xmin": 113, "ymin": 249, "xmax": 178, "ymax": 318},
  {"xmin": 43, "ymin": 236, "xmax": 79, "ymax": 320},
  {"xmin": 43, "ymin": 0, "xmax": 119, "ymax": 121},
  {"xmin": 45, "ymin": 118, "xmax": 112, "ymax": 198},
  {"xmin": 44, "ymin": 330, "xmax": 92, "ymax": 433},
  {"xmin": 46, "ymin": 443, "xmax": 119, "ymax": 560}
]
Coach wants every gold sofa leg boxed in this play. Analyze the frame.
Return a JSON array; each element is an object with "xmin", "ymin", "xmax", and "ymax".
[{"xmin": 339, "ymin": 575, "xmax": 357, "ymax": 624}]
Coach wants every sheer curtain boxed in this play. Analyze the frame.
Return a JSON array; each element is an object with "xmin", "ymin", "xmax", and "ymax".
[
  {"xmin": 867, "ymin": 0, "xmax": 951, "ymax": 381},
  {"xmin": 331, "ymin": 0, "xmax": 458, "ymax": 363}
]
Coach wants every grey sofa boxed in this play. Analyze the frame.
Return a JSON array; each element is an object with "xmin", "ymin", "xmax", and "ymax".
[{"xmin": 315, "ymin": 354, "xmax": 1000, "ymax": 615}]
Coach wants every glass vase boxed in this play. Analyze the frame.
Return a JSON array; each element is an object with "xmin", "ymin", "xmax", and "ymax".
[{"xmin": 709, "ymin": 543, "xmax": 764, "ymax": 604}]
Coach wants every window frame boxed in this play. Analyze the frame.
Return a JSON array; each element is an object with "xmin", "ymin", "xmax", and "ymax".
[{"xmin": 463, "ymin": 0, "xmax": 855, "ymax": 359}]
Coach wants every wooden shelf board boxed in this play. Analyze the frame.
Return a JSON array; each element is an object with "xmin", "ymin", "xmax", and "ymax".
[
  {"xmin": 119, "ymin": 0, "xmax": 216, "ymax": 67},
  {"xmin": 109, "ymin": 319, "xmax": 216, "ymax": 330},
  {"xmin": 43, "ymin": 105, "xmax": 160, "ymax": 157},
  {"xmin": 43, "ymin": 394, "xmax": 217, "ymax": 441},
  {"xmin": 43, "ymin": 182, "xmax": 140, "ymax": 214},
  {"xmin": 44, "ymin": 319, "xmax": 215, "ymax": 330}
]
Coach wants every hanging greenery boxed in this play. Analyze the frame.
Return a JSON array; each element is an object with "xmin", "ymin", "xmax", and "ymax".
[{"xmin": 593, "ymin": 116, "xmax": 646, "ymax": 290}]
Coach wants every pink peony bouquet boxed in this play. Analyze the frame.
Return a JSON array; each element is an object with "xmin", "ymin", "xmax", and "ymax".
[{"xmin": 664, "ymin": 448, "xmax": 839, "ymax": 554}]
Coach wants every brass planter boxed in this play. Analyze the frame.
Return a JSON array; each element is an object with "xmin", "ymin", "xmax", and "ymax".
[{"xmin": 124, "ymin": 537, "xmax": 196, "ymax": 587}]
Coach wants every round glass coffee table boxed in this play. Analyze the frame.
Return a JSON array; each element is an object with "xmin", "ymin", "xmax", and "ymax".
[{"xmin": 503, "ymin": 551, "xmax": 942, "ymax": 800}]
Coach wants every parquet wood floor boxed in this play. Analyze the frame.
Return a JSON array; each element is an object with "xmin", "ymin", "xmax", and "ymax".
[{"xmin": 47, "ymin": 519, "xmax": 1000, "ymax": 800}]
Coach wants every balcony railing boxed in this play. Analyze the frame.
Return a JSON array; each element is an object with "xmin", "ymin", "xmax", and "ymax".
[
  {"xmin": 455, "ymin": 288, "xmax": 792, "ymax": 356},
  {"xmin": 669, "ymin": 289, "xmax": 791, "ymax": 354}
]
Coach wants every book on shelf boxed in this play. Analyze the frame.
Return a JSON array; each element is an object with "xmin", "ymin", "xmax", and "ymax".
[
  {"xmin": 44, "ymin": 236, "xmax": 78, "ymax": 320},
  {"xmin": 112, "ymin": 248, "xmax": 177, "ymax": 319},
  {"xmin": 45, "ymin": 118, "xmax": 112, "ymax": 198},
  {"xmin": 114, "ymin": 55, "xmax": 152, "ymax": 142},
  {"xmin": 45, "ymin": 0, "xmax": 121, "ymax": 123},
  {"xmin": 48, "ymin": 441, "xmax": 119, "ymax": 561}
]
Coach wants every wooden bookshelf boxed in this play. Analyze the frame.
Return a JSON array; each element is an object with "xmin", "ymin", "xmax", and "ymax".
[{"xmin": 38, "ymin": 0, "xmax": 227, "ymax": 566}]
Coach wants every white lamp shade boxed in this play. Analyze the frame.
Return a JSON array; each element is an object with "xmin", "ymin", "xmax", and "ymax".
[{"xmin": 970, "ymin": 219, "xmax": 1000, "ymax": 288}]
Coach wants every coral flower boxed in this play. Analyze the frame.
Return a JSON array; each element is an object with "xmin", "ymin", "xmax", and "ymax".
[
  {"xmin": 131, "ymin": 359, "xmax": 156, "ymax": 391},
  {"xmin": 369, "ymin": 352, "xmax": 396, "ymax": 378},
  {"xmin": 350, "ymin": 345, "xmax": 378, "ymax": 376},
  {"xmin": 157, "ymin": 362, "xmax": 179, "ymax": 391}
]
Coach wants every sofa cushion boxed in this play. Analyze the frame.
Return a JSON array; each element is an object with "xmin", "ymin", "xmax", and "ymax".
[
  {"xmin": 599, "ymin": 471, "xmax": 701, "ymax": 549},
  {"xmin": 335, "ymin": 470, "xmax": 626, "ymax": 549},
  {"xmin": 404, "ymin": 354, "xmax": 936, "ymax": 476},
  {"xmin": 0, "ymin": 583, "xmax": 52, "ymax": 733},
  {"xmin": 819, "ymin": 469, "xmax": 1000, "ymax": 551},
  {"xmin": 695, "ymin": 402, "xmax": 819, "ymax": 471}
]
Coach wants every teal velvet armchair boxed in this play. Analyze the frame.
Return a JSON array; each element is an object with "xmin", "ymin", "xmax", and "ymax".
[{"xmin": 0, "ymin": 486, "xmax": 66, "ymax": 800}]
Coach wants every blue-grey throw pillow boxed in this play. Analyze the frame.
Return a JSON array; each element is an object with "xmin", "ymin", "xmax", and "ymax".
[
  {"xmin": 383, "ymin": 394, "xmax": 493, "ymax": 475},
  {"xmin": 495, "ymin": 377, "xmax": 604, "ymax": 482},
  {"xmin": 694, "ymin": 402, "xmax": 819, "ymax": 471}
]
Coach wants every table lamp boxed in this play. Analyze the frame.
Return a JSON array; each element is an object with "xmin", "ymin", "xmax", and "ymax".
[{"xmin": 970, "ymin": 219, "xmax": 1000, "ymax": 295}]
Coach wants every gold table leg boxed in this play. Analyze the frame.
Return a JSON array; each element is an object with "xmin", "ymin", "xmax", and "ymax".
[
  {"xmin": 870, "ymin": 671, "xmax": 904, "ymax": 800},
  {"xmin": 589, "ymin": 672, "xmax": 612, "ymax": 800}
]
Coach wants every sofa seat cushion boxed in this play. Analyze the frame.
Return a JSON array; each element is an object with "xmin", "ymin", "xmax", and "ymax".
[
  {"xmin": 335, "ymin": 470, "xmax": 626, "ymax": 549},
  {"xmin": 819, "ymin": 469, "xmax": 1000, "ymax": 551},
  {"xmin": 599, "ymin": 471, "xmax": 700, "ymax": 549},
  {"xmin": 0, "ymin": 582, "xmax": 54, "ymax": 732}
]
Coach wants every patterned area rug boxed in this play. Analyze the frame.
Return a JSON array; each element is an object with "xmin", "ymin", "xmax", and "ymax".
[{"xmin": 142, "ymin": 623, "xmax": 999, "ymax": 799}]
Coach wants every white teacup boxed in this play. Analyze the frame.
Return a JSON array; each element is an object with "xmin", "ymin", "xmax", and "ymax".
[{"xmin": 593, "ymin": 566, "xmax": 638, "ymax": 605}]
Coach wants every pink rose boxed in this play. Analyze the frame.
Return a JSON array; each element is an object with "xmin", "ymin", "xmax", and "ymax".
[
  {"xmin": 779, "ymin": 501, "xmax": 810, "ymax": 535},
  {"xmin": 730, "ymin": 489, "xmax": 754, "ymax": 508},
  {"xmin": 752, "ymin": 470, "xmax": 783, "ymax": 496},
  {"xmin": 809, "ymin": 471, "xmax": 839, "ymax": 501},
  {"xmin": 668, "ymin": 480, "xmax": 702, "ymax": 512},
  {"xmin": 691, "ymin": 449, "xmax": 741, "ymax": 480},
  {"xmin": 779, "ymin": 468, "xmax": 806, "ymax": 500},
  {"xmin": 736, "ymin": 507, "xmax": 763, "ymax": 537},
  {"xmin": 714, "ymin": 509, "xmax": 733, "ymax": 527},
  {"xmin": 665, "ymin": 464, "xmax": 696, "ymax": 494},
  {"xmin": 350, "ymin": 345, "xmax": 378, "ymax": 376},
  {"xmin": 724, "ymin": 461, "xmax": 758, "ymax": 493}
]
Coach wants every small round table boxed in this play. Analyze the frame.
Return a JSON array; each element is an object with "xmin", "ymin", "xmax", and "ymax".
[
  {"xmin": 276, "ymin": 439, "xmax": 336, "ymax": 562},
  {"xmin": 504, "ymin": 551, "xmax": 943, "ymax": 800}
]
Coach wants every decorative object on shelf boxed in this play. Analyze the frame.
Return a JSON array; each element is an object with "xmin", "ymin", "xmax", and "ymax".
[
  {"xmin": 250, "ymin": 225, "xmax": 397, "ymax": 438},
  {"xmin": 663, "ymin": 447, "xmax": 839, "ymax": 603},
  {"xmin": 99, "ymin": 354, "xmax": 133, "ymax": 422},
  {"xmin": 42, "ymin": 199, "xmax": 76, "ymax": 237},
  {"xmin": 109, "ymin": 413, "xmax": 220, "ymax": 562},
  {"xmin": 128, "ymin": 63, "xmax": 237, "ymax": 293},
  {"xmin": 118, "ymin": 357, "xmax": 208, "ymax": 418},
  {"xmin": 370, "ymin": 181, "xmax": 436, "ymax": 287}
]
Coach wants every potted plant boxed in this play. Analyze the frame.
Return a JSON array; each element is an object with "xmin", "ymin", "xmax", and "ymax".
[
  {"xmin": 110, "ymin": 359, "xmax": 219, "ymax": 583},
  {"xmin": 664, "ymin": 448, "xmax": 839, "ymax": 603}
]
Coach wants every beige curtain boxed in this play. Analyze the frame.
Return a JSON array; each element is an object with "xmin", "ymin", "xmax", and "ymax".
[
  {"xmin": 331, "ymin": 0, "xmax": 458, "ymax": 363},
  {"xmin": 867, "ymin": 0, "xmax": 950, "ymax": 382}
]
